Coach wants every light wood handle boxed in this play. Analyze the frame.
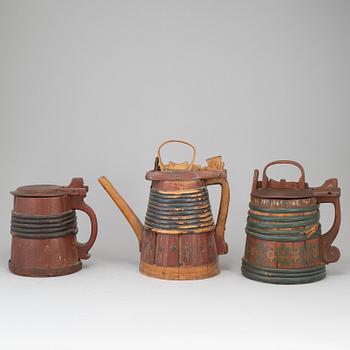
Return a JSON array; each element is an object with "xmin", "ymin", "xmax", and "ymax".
[
  {"xmin": 98, "ymin": 176, "xmax": 143, "ymax": 246},
  {"xmin": 157, "ymin": 140, "xmax": 196, "ymax": 170},
  {"xmin": 204, "ymin": 177, "xmax": 230, "ymax": 255}
]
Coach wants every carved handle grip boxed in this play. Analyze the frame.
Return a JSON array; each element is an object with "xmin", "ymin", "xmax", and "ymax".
[
  {"xmin": 204, "ymin": 178, "xmax": 230, "ymax": 255},
  {"xmin": 71, "ymin": 196, "xmax": 98, "ymax": 260},
  {"xmin": 313, "ymin": 179, "xmax": 341, "ymax": 264},
  {"xmin": 65, "ymin": 178, "xmax": 98, "ymax": 260}
]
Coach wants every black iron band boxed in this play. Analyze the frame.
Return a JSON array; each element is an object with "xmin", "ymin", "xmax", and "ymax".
[
  {"xmin": 11, "ymin": 210, "xmax": 78, "ymax": 239},
  {"xmin": 145, "ymin": 188, "xmax": 214, "ymax": 232}
]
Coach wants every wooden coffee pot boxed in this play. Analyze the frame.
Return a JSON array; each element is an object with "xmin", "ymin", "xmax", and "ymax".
[
  {"xmin": 99, "ymin": 140, "xmax": 230, "ymax": 280},
  {"xmin": 242, "ymin": 160, "xmax": 341, "ymax": 284},
  {"xmin": 10, "ymin": 178, "xmax": 98, "ymax": 277}
]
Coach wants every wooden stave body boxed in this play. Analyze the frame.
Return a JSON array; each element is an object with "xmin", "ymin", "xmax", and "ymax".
[
  {"xmin": 9, "ymin": 235, "xmax": 82, "ymax": 277},
  {"xmin": 242, "ymin": 196, "xmax": 326, "ymax": 284},
  {"xmin": 9, "ymin": 195, "xmax": 83, "ymax": 277},
  {"xmin": 140, "ymin": 179, "xmax": 219, "ymax": 280}
]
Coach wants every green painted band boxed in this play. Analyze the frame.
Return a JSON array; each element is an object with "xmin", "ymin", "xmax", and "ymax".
[
  {"xmin": 242, "ymin": 259, "xmax": 325, "ymax": 275},
  {"xmin": 249, "ymin": 211, "xmax": 319, "ymax": 223},
  {"xmin": 245, "ymin": 228, "xmax": 321, "ymax": 241},
  {"xmin": 243, "ymin": 266, "xmax": 325, "ymax": 279},
  {"xmin": 246, "ymin": 223, "xmax": 321, "ymax": 236},
  {"xmin": 242, "ymin": 268, "xmax": 326, "ymax": 284},
  {"xmin": 241, "ymin": 260, "xmax": 326, "ymax": 284},
  {"xmin": 249, "ymin": 204, "xmax": 319, "ymax": 213},
  {"xmin": 247, "ymin": 216, "xmax": 319, "ymax": 229}
]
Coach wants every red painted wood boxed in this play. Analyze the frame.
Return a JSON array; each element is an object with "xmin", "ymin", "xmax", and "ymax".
[
  {"xmin": 10, "ymin": 178, "xmax": 98, "ymax": 277},
  {"xmin": 207, "ymin": 231, "xmax": 218, "ymax": 264},
  {"xmin": 305, "ymin": 237, "xmax": 322, "ymax": 267},
  {"xmin": 154, "ymin": 234, "xmax": 179, "ymax": 267},
  {"xmin": 10, "ymin": 235, "xmax": 81, "ymax": 276},
  {"xmin": 245, "ymin": 236, "xmax": 277, "ymax": 268},
  {"xmin": 141, "ymin": 230, "xmax": 156, "ymax": 264}
]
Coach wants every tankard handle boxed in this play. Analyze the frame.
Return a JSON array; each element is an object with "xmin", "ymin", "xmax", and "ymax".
[
  {"xmin": 73, "ymin": 200, "xmax": 98, "ymax": 260},
  {"xmin": 313, "ymin": 179, "xmax": 341, "ymax": 264},
  {"xmin": 204, "ymin": 178, "xmax": 230, "ymax": 255},
  {"xmin": 157, "ymin": 140, "xmax": 196, "ymax": 170},
  {"xmin": 65, "ymin": 178, "xmax": 98, "ymax": 260},
  {"xmin": 262, "ymin": 160, "xmax": 306, "ymax": 189}
]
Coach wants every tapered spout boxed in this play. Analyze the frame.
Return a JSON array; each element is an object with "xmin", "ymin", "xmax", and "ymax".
[{"xmin": 98, "ymin": 176, "xmax": 143, "ymax": 245}]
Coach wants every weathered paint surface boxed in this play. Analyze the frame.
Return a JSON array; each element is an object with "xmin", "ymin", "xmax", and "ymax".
[
  {"xmin": 145, "ymin": 187, "xmax": 215, "ymax": 234},
  {"xmin": 139, "ymin": 184, "xmax": 221, "ymax": 279},
  {"xmin": 244, "ymin": 236, "xmax": 321, "ymax": 269},
  {"xmin": 99, "ymin": 141, "xmax": 230, "ymax": 280},
  {"xmin": 243, "ymin": 197, "xmax": 324, "ymax": 284},
  {"xmin": 9, "ymin": 178, "xmax": 98, "ymax": 277},
  {"xmin": 141, "ymin": 230, "xmax": 218, "ymax": 267}
]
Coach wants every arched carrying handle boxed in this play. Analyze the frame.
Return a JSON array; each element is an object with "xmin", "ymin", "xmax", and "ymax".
[
  {"xmin": 157, "ymin": 140, "xmax": 196, "ymax": 170},
  {"xmin": 313, "ymin": 179, "xmax": 341, "ymax": 264},
  {"xmin": 204, "ymin": 178, "xmax": 230, "ymax": 255},
  {"xmin": 262, "ymin": 160, "xmax": 306, "ymax": 189}
]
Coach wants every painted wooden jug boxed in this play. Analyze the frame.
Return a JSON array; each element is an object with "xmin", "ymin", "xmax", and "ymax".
[
  {"xmin": 10, "ymin": 178, "xmax": 98, "ymax": 277},
  {"xmin": 242, "ymin": 160, "xmax": 341, "ymax": 284},
  {"xmin": 99, "ymin": 140, "xmax": 230, "ymax": 280}
]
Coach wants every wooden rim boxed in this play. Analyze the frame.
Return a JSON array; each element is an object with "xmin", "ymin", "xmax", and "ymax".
[
  {"xmin": 143, "ymin": 225, "xmax": 216, "ymax": 234},
  {"xmin": 250, "ymin": 197, "xmax": 317, "ymax": 209},
  {"xmin": 9, "ymin": 260, "xmax": 82, "ymax": 277},
  {"xmin": 139, "ymin": 261, "xmax": 219, "ymax": 280}
]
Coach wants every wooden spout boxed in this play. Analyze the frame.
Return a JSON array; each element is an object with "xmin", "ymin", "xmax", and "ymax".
[{"xmin": 98, "ymin": 176, "xmax": 143, "ymax": 245}]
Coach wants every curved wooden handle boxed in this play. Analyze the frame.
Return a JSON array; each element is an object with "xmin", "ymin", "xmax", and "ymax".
[
  {"xmin": 157, "ymin": 140, "xmax": 196, "ymax": 170},
  {"xmin": 204, "ymin": 178, "xmax": 230, "ymax": 255},
  {"xmin": 262, "ymin": 160, "xmax": 306, "ymax": 189},
  {"xmin": 313, "ymin": 179, "xmax": 341, "ymax": 264},
  {"xmin": 71, "ymin": 196, "xmax": 98, "ymax": 260}
]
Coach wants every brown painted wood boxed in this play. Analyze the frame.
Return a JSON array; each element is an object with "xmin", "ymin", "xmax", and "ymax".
[
  {"xmin": 207, "ymin": 231, "xmax": 218, "ymax": 264},
  {"xmin": 9, "ymin": 178, "xmax": 98, "ymax": 277},
  {"xmin": 180, "ymin": 232, "xmax": 211, "ymax": 266},
  {"xmin": 155, "ymin": 234, "xmax": 179, "ymax": 267},
  {"xmin": 99, "ymin": 141, "xmax": 229, "ymax": 280},
  {"xmin": 242, "ymin": 160, "xmax": 341, "ymax": 284},
  {"xmin": 13, "ymin": 196, "xmax": 72, "ymax": 215},
  {"xmin": 140, "ymin": 230, "xmax": 156, "ymax": 264},
  {"xmin": 139, "ymin": 229, "xmax": 218, "ymax": 278},
  {"xmin": 10, "ymin": 236, "xmax": 82, "ymax": 277}
]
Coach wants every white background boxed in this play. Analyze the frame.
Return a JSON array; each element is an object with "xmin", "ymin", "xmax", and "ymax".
[{"xmin": 0, "ymin": 1, "xmax": 349, "ymax": 349}]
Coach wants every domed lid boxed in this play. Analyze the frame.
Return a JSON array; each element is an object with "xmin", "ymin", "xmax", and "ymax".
[
  {"xmin": 251, "ymin": 160, "xmax": 313, "ymax": 199},
  {"xmin": 11, "ymin": 185, "xmax": 67, "ymax": 197},
  {"xmin": 11, "ymin": 178, "xmax": 88, "ymax": 197},
  {"xmin": 145, "ymin": 140, "xmax": 227, "ymax": 181}
]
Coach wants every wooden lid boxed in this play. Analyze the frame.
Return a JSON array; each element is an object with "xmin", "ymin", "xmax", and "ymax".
[
  {"xmin": 147, "ymin": 140, "xmax": 227, "ymax": 181},
  {"xmin": 11, "ymin": 178, "xmax": 88, "ymax": 198},
  {"xmin": 11, "ymin": 185, "xmax": 67, "ymax": 197},
  {"xmin": 251, "ymin": 160, "xmax": 313, "ymax": 199},
  {"xmin": 252, "ymin": 187, "xmax": 313, "ymax": 199},
  {"xmin": 146, "ymin": 168, "xmax": 227, "ymax": 181}
]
